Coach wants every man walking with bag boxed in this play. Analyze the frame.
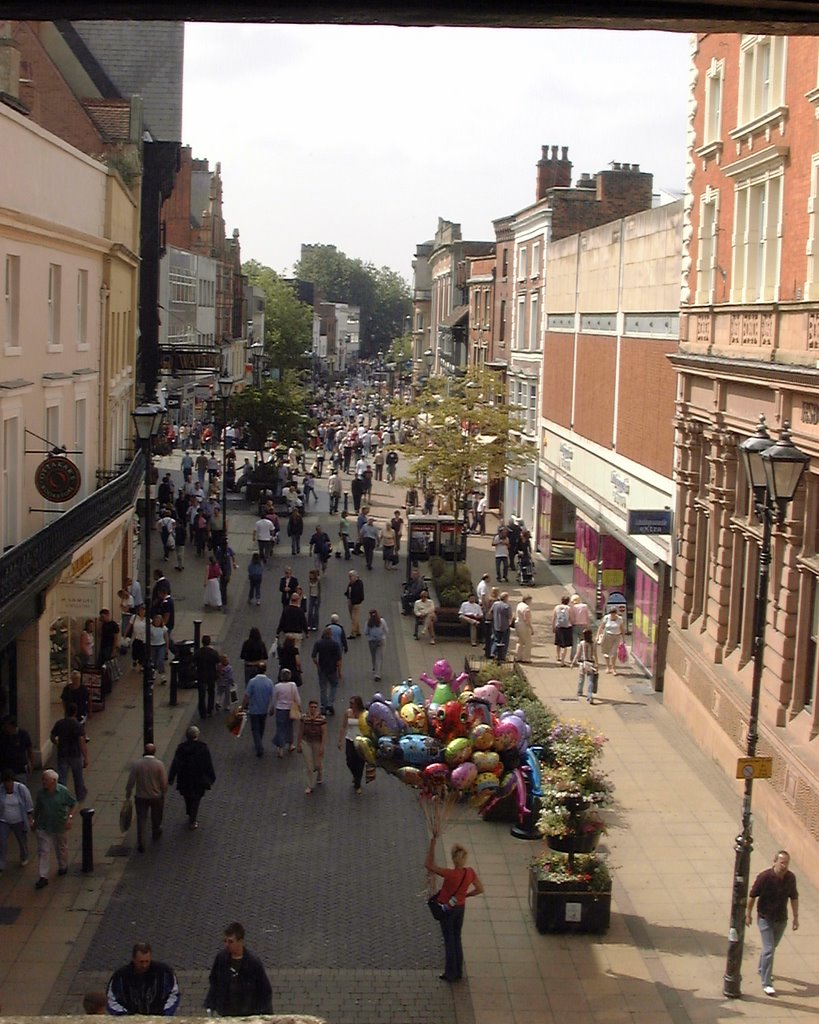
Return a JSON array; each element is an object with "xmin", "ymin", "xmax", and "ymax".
[{"xmin": 125, "ymin": 744, "xmax": 168, "ymax": 853}]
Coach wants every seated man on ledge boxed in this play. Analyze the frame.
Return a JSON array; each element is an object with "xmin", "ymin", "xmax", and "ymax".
[
  {"xmin": 414, "ymin": 590, "xmax": 436, "ymax": 645},
  {"xmin": 401, "ymin": 567, "xmax": 425, "ymax": 615},
  {"xmin": 458, "ymin": 593, "xmax": 483, "ymax": 647}
]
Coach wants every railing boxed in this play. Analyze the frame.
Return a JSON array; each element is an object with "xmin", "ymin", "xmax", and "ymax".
[{"xmin": 0, "ymin": 453, "xmax": 144, "ymax": 612}]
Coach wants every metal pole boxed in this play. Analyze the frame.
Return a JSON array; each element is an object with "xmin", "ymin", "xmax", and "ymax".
[
  {"xmin": 723, "ymin": 504, "xmax": 772, "ymax": 998},
  {"xmin": 221, "ymin": 395, "xmax": 229, "ymax": 549},
  {"xmin": 142, "ymin": 442, "xmax": 154, "ymax": 747},
  {"xmin": 80, "ymin": 807, "xmax": 95, "ymax": 873}
]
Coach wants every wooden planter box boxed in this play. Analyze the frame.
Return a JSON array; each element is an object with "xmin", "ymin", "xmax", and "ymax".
[{"xmin": 529, "ymin": 867, "xmax": 611, "ymax": 934}]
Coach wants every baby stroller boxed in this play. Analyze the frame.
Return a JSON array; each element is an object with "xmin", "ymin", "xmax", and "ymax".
[{"xmin": 517, "ymin": 555, "xmax": 536, "ymax": 586}]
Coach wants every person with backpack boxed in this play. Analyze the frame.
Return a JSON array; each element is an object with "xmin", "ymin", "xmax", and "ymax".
[{"xmin": 552, "ymin": 595, "xmax": 573, "ymax": 666}]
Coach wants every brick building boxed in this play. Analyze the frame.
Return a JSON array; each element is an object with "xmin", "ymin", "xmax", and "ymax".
[{"xmin": 667, "ymin": 33, "xmax": 819, "ymax": 881}]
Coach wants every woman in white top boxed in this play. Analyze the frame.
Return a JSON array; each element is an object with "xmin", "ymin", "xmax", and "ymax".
[
  {"xmin": 596, "ymin": 610, "xmax": 625, "ymax": 675},
  {"xmin": 338, "ymin": 695, "xmax": 366, "ymax": 794},
  {"xmin": 514, "ymin": 596, "xmax": 533, "ymax": 663},
  {"xmin": 363, "ymin": 609, "xmax": 389, "ymax": 681},
  {"xmin": 272, "ymin": 669, "xmax": 301, "ymax": 758},
  {"xmin": 127, "ymin": 605, "xmax": 148, "ymax": 669}
]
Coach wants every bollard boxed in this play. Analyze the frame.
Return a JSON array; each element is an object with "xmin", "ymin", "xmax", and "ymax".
[
  {"xmin": 193, "ymin": 619, "xmax": 203, "ymax": 650},
  {"xmin": 343, "ymin": 491, "xmax": 349, "ymax": 514},
  {"xmin": 80, "ymin": 807, "xmax": 95, "ymax": 872},
  {"xmin": 169, "ymin": 658, "xmax": 179, "ymax": 706}
]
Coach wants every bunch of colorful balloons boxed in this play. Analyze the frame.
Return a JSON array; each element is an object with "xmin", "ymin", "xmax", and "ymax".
[{"xmin": 353, "ymin": 658, "xmax": 542, "ymax": 831}]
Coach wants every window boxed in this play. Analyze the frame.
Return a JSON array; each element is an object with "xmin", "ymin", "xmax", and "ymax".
[
  {"xmin": 528, "ymin": 384, "xmax": 537, "ymax": 434},
  {"xmin": 498, "ymin": 300, "xmax": 506, "ymax": 343},
  {"xmin": 4, "ymin": 255, "xmax": 20, "ymax": 349},
  {"xmin": 516, "ymin": 296, "xmax": 526, "ymax": 348},
  {"xmin": 531, "ymin": 242, "xmax": 541, "ymax": 278},
  {"xmin": 803, "ymin": 581, "xmax": 819, "ymax": 710},
  {"xmin": 518, "ymin": 246, "xmax": 528, "ymax": 280},
  {"xmin": 48, "ymin": 263, "xmax": 62, "ymax": 347},
  {"xmin": 473, "ymin": 290, "xmax": 480, "ymax": 323},
  {"xmin": 501, "ymin": 249, "xmax": 509, "ymax": 277},
  {"xmin": 806, "ymin": 156, "xmax": 819, "ymax": 300},
  {"xmin": 738, "ymin": 35, "xmax": 786, "ymax": 127},
  {"xmin": 732, "ymin": 171, "xmax": 782, "ymax": 302},
  {"xmin": 76, "ymin": 270, "xmax": 88, "ymax": 346},
  {"xmin": 704, "ymin": 58, "xmax": 724, "ymax": 144},
  {"xmin": 483, "ymin": 289, "xmax": 490, "ymax": 326},
  {"xmin": 696, "ymin": 188, "xmax": 719, "ymax": 303},
  {"xmin": 530, "ymin": 293, "xmax": 540, "ymax": 349}
]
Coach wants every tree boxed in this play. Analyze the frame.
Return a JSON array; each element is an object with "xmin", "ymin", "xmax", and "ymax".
[
  {"xmin": 394, "ymin": 369, "xmax": 536, "ymax": 558},
  {"xmin": 228, "ymin": 371, "xmax": 308, "ymax": 458},
  {"xmin": 243, "ymin": 260, "xmax": 313, "ymax": 372},
  {"xmin": 294, "ymin": 244, "xmax": 410, "ymax": 356},
  {"xmin": 386, "ymin": 333, "xmax": 412, "ymax": 366}
]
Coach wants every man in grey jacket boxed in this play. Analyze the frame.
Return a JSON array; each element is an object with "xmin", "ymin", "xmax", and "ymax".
[{"xmin": 126, "ymin": 744, "xmax": 168, "ymax": 853}]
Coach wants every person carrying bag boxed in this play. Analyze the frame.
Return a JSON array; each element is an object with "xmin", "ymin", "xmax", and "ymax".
[{"xmin": 571, "ymin": 627, "xmax": 599, "ymax": 704}]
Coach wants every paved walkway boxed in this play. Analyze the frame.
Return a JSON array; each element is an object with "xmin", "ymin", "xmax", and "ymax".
[{"xmin": 0, "ymin": 454, "xmax": 817, "ymax": 1023}]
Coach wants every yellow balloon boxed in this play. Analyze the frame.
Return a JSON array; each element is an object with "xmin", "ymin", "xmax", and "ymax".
[
  {"xmin": 354, "ymin": 735, "xmax": 377, "ymax": 765},
  {"xmin": 358, "ymin": 712, "xmax": 374, "ymax": 739}
]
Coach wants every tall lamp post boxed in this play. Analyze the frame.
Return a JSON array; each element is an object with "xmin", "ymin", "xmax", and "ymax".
[
  {"xmin": 723, "ymin": 416, "xmax": 809, "ymax": 998},
  {"xmin": 217, "ymin": 374, "xmax": 234, "ymax": 549},
  {"xmin": 131, "ymin": 402, "xmax": 165, "ymax": 747}
]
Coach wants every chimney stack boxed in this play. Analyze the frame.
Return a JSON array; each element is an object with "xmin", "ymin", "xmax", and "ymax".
[{"xmin": 536, "ymin": 144, "xmax": 573, "ymax": 199}]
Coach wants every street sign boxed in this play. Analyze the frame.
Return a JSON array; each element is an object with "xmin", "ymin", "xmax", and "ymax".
[
  {"xmin": 735, "ymin": 756, "xmax": 773, "ymax": 780},
  {"xmin": 627, "ymin": 509, "xmax": 673, "ymax": 535}
]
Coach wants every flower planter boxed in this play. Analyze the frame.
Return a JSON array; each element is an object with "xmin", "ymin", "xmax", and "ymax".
[
  {"xmin": 546, "ymin": 832, "xmax": 600, "ymax": 855},
  {"xmin": 529, "ymin": 867, "xmax": 611, "ymax": 934}
]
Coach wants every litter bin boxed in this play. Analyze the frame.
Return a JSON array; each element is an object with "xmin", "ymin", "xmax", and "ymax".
[{"xmin": 174, "ymin": 640, "xmax": 197, "ymax": 689}]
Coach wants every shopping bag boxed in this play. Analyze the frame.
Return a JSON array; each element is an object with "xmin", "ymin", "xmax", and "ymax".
[
  {"xmin": 119, "ymin": 798, "xmax": 133, "ymax": 833},
  {"xmin": 617, "ymin": 642, "xmax": 628, "ymax": 664},
  {"xmin": 227, "ymin": 708, "xmax": 246, "ymax": 737}
]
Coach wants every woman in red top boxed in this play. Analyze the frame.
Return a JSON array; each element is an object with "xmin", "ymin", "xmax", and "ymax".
[{"xmin": 424, "ymin": 830, "xmax": 484, "ymax": 982}]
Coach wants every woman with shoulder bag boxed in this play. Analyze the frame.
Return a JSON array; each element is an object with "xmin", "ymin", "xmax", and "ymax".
[
  {"xmin": 424, "ymin": 830, "xmax": 484, "ymax": 983},
  {"xmin": 571, "ymin": 627, "xmax": 598, "ymax": 704}
]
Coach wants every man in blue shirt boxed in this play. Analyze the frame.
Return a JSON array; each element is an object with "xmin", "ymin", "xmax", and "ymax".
[{"xmin": 242, "ymin": 666, "xmax": 274, "ymax": 758}]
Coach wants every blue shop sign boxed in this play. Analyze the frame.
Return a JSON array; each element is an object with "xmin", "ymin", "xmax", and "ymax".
[{"xmin": 627, "ymin": 510, "xmax": 672, "ymax": 536}]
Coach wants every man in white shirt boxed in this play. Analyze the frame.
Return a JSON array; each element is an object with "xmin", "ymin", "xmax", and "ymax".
[
  {"xmin": 476, "ymin": 495, "xmax": 488, "ymax": 535},
  {"xmin": 476, "ymin": 572, "xmax": 491, "ymax": 605},
  {"xmin": 354, "ymin": 456, "xmax": 367, "ymax": 479},
  {"xmin": 413, "ymin": 591, "xmax": 436, "ymax": 644},
  {"xmin": 253, "ymin": 517, "xmax": 274, "ymax": 565},
  {"xmin": 458, "ymin": 593, "xmax": 484, "ymax": 647}
]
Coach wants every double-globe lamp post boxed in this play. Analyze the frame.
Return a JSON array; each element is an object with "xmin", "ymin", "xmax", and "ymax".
[
  {"xmin": 723, "ymin": 416, "xmax": 809, "ymax": 998},
  {"xmin": 217, "ymin": 374, "xmax": 234, "ymax": 551},
  {"xmin": 131, "ymin": 402, "xmax": 165, "ymax": 747}
]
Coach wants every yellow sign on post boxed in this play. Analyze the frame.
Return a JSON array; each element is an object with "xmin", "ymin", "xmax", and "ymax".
[{"xmin": 736, "ymin": 756, "xmax": 773, "ymax": 780}]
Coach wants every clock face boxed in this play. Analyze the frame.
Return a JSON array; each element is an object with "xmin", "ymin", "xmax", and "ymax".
[{"xmin": 35, "ymin": 457, "xmax": 82, "ymax": 502}]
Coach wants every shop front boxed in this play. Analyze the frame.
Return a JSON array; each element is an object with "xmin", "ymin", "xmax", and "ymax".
[{"xmin": 538, "ymin": 427, "xmax": 673, "ymax": 686}]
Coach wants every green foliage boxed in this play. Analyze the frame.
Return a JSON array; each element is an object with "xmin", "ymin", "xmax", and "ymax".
[
  {"xmin": 294, "ymin": 244, "xmax": 410, "ymax": 356},
  {"xmin": 531, "ymin": 852, "xmax": 612, "ymax": 892},
  {"xmin": 430, "ymin": 560, "xmax": 473, "ymax": 607},
  {"xmin": 396, "ymin": 368, "xmax": 536, "ymax": 541},
  {"xmin": 243, "ymin": 260, "xmax": 313, "ymax": 372},
  {"xmin": 387, "ymin": 334, "xmax": 412, "ymax": 364},
  {"xmin": 228, "ymin": 372, "xmax": 307, "ymax": 456}
]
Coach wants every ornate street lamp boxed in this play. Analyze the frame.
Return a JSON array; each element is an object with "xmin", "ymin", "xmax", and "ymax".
[
  {"xmin": 131, "ymin": 402, "xmax": 164, "ymax": 747},
  {"xmin": 217, "ymin": 375, "xmax": 234, "ymax": 553},
  {"xmin": 724, "ymin": 416, "xmax": 809, "ymax": 998}
]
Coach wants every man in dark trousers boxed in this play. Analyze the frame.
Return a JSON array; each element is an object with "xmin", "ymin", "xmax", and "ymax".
[
  {"xmin": 204, "ymin": 921, "xmax": 272, "ymax": 1017},
  {"xmin": 50, "ymin": 703, "xmax": 88, "ymax": 802},
  {"xmin": 194, "ymin": 636, "xmax": 221, "ymax": 720},
  {"xmin": 746, "ymin": 849, "xmax": 800, "ymax": 996},
  {"xmin": 168, "ymin": 725, "xmax": 216, "ymax": 830},
  {"xmin": 106, "ymin": 942, "xmax": 180, "ymax": 1016}
]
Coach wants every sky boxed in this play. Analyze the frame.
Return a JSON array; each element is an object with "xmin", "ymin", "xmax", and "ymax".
[{"xmin": 182, "ymin": 23, "xmax": 690, "ymax": 284}]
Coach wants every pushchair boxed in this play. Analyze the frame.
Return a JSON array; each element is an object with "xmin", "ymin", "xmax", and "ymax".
[{"xmin": 517, "ymin": 555, "xmax": 535, "ymax": 586}]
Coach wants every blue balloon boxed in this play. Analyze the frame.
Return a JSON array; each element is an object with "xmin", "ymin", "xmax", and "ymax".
[
  {"xmin": 399, "ymin": 734, "xmax": 442, "ymax": 768},
  {"xmin": 525, "ymin": 747, "xmax": 543, "ymax": 798}
]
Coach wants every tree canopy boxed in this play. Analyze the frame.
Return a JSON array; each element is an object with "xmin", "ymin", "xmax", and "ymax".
[
  {"xmin": 228, "ymin": 371, "xmax": 308, "ymax": 457},
  {"xmin": 294, "ymin": 244, "xmax": 411, "ymax": 357},
  {"xmin": 394, "ymin": 368, "xmax": 536, "ymax": 535},
  {"xmin": 243, "ymin": 260, "xmax": 313, "ymax": 373}
]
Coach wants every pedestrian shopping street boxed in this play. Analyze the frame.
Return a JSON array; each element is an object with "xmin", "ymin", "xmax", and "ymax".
[{"xmin": 1, "ymin": 454, "xmax": 817, "ymax": 1024}]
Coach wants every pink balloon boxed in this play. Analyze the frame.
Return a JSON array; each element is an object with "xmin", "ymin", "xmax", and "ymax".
[
  {"xmin": 450, "ymin": 761, "xmax": 478, "ymax": 791},
  {"xmin": 433, "ymin": 659, "xmax": 453, "ymax": 679}
]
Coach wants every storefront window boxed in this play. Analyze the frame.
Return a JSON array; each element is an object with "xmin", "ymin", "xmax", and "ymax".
[
  {"xmin": 49, "ymin": 617, "xmax": 70, "ymax": 696},
  {"xmin": 633, "ymin": 568, "xmax": 659, "ymax": 674}
]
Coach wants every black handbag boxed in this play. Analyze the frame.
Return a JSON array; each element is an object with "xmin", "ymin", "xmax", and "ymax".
[{"xmin": 427, "ymin": 869, "xmax": 468, "ymax": 921}]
